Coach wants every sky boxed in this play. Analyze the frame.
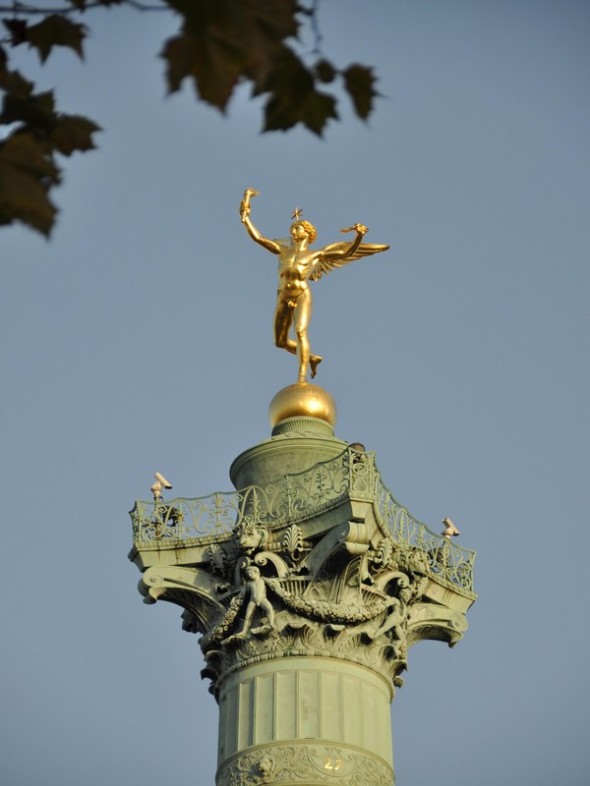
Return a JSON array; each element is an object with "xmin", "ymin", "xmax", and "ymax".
[{"xmin": 1, "ymin": 1, "xmax": 589, "ymax": 784}]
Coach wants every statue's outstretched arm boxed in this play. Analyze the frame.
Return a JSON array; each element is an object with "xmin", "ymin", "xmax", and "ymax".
[
  {"xmin": 240, "ymin": 189, "xmax": 280, "ymax": 255},
  {"xmin": 310, "ymin": 225, "xmax": 389, "ymax": 282},
  {"xmin": 330, "ymin": 223, "xmax": 368, "ymax": 259}
]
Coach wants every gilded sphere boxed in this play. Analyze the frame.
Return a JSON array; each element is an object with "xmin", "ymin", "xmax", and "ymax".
[{"xmin": 269, "ymin": 383, "xmax": 337, "ymax": 428}]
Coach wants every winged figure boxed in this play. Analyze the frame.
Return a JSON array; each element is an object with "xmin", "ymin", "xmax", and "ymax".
[{"xmin": 240, "ymin": 189, "xmax": 389, "ymax": 384}]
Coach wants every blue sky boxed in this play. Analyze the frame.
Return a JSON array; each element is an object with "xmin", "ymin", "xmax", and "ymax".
[{"xmin": 1, "ymin": 2, "xmax": 589, "ymax": 784}]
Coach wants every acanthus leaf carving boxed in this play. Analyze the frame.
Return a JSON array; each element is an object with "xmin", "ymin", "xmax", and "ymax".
[{"xmin": 135, "ymin": 448, "xmax": 472, "ymax": 697}]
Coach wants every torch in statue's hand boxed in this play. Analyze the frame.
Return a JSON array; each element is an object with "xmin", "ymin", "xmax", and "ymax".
[
  {"xmin": 240, "ymin": 188, "xmax": 260, "ymax": 223},
  {"xmin": 340, "ymin": 223, "xmax": 369, "ymax": 236}
]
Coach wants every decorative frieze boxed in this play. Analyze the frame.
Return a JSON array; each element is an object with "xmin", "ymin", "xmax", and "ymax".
[{"xmin": 216, "ymin": 743, "xmax": 393, "ymax": 786}]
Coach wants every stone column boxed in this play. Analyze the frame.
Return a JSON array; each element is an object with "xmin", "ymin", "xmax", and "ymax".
[{"xmin": 216, "ymin": 657, "xmax": 393, "ymax": 786}]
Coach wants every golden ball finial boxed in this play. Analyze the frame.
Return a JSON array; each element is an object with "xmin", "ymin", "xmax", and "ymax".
[{"xmin": 269, "ymin": 383, "xmax": 337, "ymax": 428}]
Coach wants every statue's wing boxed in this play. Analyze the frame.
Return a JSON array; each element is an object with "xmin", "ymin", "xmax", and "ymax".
[{"xmin": 309, "ymin": 242, "xmax": 390, "ymax": 281}]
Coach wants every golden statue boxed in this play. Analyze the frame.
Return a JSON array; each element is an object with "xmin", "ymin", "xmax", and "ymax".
[{"xmin": 240, "ymin": 189, "xmax": 389, "ymax": 383}]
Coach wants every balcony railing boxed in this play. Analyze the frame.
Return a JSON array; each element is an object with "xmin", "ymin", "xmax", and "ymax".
[{"xmin": 130, "ymin": 448, "xmax": 475, "ymax": 592}]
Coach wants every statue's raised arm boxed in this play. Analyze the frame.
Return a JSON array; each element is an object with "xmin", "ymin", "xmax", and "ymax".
[
  {"xmin": 239, "ymin": 188, "xmax": 281, "ymax": 255},
  {"xmin": 239, "ymin": 189, "xmax": 390, "ymax": 384}
]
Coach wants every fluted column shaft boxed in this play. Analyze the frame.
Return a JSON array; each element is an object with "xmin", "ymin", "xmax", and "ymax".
[{"xmin": 216, "ymin": 656, "xmax": 394, "ymax": 786}]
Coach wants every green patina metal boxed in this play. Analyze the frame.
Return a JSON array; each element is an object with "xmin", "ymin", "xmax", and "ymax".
[
  {"xmin": 130, "ymin": 446, "xmax": 475, "ymax": 594},
  {"xmin": 130, "ymin": 414, "xmax": 476, "ymax": 786}
]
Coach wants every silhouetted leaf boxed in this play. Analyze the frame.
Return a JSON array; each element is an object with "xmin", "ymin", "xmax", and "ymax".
[
  {"xmin": 0, "ymin": 53, "xmax": 98, "ymax": 235},
  {"xmin": 50, "ymin": 114, "xmax": 101, "ymax": 155},
  {"xmin": 314, "ymin": 59, "xmax": 336, "ymax": 84},
  {"xmin": 1, "ymin": 88, "xmax": 55, "ymax": 128},
  {"xmin": 262, "ymin": 49, "xmax": 338, "ymax": 135},
  {"xmin": 0, "ymin": 0, "xmax": 381, "ymax": 236},
  {"xmin": 0, "ymin": 68, "xmax": 33, "ymax": 103},
  {"xmin": 162, "ymin": 32, "xmax": 239, "ymax": 109},
  {"xmin": 3, "ymin": 19, "xmax": 29, "ymax": 46},
  {"xmin": 343, "ymin": 64, "xmax": 377, "ymax": 120},
  {"xmin": 0, "ymin": 132, "xmax": 59, "ymax": 235},
  {"xmin": 163, "ymin": 0, "xmax": 300, "ymax": 111},
  {"xmin": 26, "ymin": 15, "xmax": 86, "ymax": 63},
  {"xmin": 170, "ymin": 0, "xmax": 298, "ymax": 47},
  {"xmin": 264, "ymin": 87, "xmax": 338, "ymax": 135}
]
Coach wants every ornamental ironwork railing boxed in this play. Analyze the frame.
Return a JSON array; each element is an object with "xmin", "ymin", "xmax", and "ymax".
[
  {"xmin": 350, "ymin": 452, "xmax": 476, "ymax": 592},
  {"xmin": 130, "ymin": 448, "xmax": 475, "ymax": 592},
  {"xmin": 372, "ymin": 480, "xmax": 476, "ymax": 591}
]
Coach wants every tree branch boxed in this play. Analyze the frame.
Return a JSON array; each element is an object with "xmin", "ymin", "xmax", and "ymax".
[{"xmin": 0, "ymin": 1, "xmax": 168, "ymax": 14}]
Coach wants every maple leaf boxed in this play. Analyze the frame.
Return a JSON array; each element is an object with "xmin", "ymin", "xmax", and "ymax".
[
  {"xmin": 260, "ymin": 48, "xmax": 338, "ymax": 136},
  {"xmin": 50, "ymin": 114, "xmax": 101, "ymax": 156},
  {"xmin": 342, "ymin": 64, "xmax": 378, "ymax": 121},
  {"xmin": 163, "ymin": 0, "xmax": 300, "ymax": 111},
  {"xmin": 0, "ymin": 132, "xmax": 59, "ymax": 235},
  {"xmin": 0, "ymin": 68, "xmax": 33, "ymax": 102},
  {"xmin": 162, "ymin": 32, "xmax": 240, "ymax": 110},
  {"xmin": 1, "ymin": 88, "xmax": 55, "ymax": 129},
  {"xmin": 2, "ymin": 19, "xmax": 29, "ymax": 46},
  {"xmin": 26, "ymin": 15, "xmax": 87, "ymax": 63},
  {"xmin": 0, "ymin": 0, "xmax": 381, "ymax": 237},
  {"xmin": 0, "ymin": 54, "xmax": 99, "ymax": 236}
]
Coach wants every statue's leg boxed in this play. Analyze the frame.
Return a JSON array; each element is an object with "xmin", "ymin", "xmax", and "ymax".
[
  {"xmin": 295, "ymin": 328, "xmax": 310, "ymax": 383},
  {"xmin": 240, "ymin": 601, "xmax": 256, "ymax": 635},
  {"xmin": 262, "ymin": 599, "xmax": 275, "ymax": 628},
  {"xmin": 295, "ymin": 304, "xmax": 310, "ymax": 383},
  {"xmin": 274, "ymin": 299, "xmax": 297, "ymax": 354},
  {"xmin": 309, "ymin": 354, "xmax": 322, "ymax": 378},
  {"xmin": 294, "ymin": 290, "xmax": 321, "ymax": 380}
]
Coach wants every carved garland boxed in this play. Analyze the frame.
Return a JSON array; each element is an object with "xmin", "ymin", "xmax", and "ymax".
[{"xmin": 265, "ymin": 579, "xmax": 391, "ymax": 625}]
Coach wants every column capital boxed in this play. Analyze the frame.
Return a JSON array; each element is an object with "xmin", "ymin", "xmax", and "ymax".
[{"xmin": 131, "ymin": 445, "xmax": 476, "ymax": 697}]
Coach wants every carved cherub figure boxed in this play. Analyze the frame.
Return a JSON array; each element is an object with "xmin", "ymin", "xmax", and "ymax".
[
  {"xmin": 240, "ymin": 189, "xmax": 389, "ymax": 383},
  {"xmin": 375, "ymin": 597, "xmax": 404, "ymax": 641},
  {"xmin": 372, "ymin": 588, "xmax": 412, "ymax": 658},
  {"xmin": 239, "ymin": 565, "xmax": 276, "ymax": 635}
]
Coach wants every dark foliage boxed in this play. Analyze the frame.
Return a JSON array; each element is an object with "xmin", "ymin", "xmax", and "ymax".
[{"xmin": 0, "ymin": 1, "xmax": 378, "ymax": 235}]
